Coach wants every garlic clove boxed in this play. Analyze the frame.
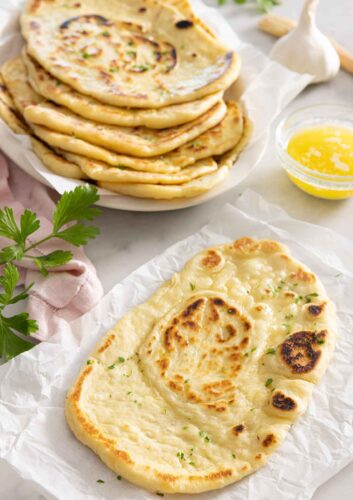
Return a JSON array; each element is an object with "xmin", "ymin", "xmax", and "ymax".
[{"xmin": 269, "ymin": 0, "xmax": 340, "ymax": 83}]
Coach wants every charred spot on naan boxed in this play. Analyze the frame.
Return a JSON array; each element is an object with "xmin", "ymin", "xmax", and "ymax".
[
  {"xmin": 232, "ymin": 424, "xmax": 245, "ymax": 436},
  {"xmin": 148, "ymin": 295, "xmax": 253, "ymax": 411},
  {"xmin": 58, "ymin": 15, "xmax": 177, "ymax": 75},
  {"xmin": 201, "ymin": 249, "xmax": 224, "ymax": 270},
  {"xmin": 232, "ymin": 237, "xmax": 260, "ymax": 255},
  {"xmin": 305, "ymin": 302, "xmax": 326, "ymax": 318},
  {"xmin": 289, "ymin": 267, "xmax": 316, "ymax": 283},
  {"xmin": 280, "ymin": 330, "xmax": 327, "ymax": 374},
  {"xmin": 60, "ymin": 14, "xmax": 112, "ymax": 30},
  {"xmin": 271, "ymin": 391, "xmax": 297, "ymax": 412},
  {"xmin": 262, "ymin": 433, "xmax": 277, "ymax": 448}
]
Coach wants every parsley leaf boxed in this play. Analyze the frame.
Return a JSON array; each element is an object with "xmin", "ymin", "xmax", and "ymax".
[
  {"xmin": 34, "ymin": 250, "xmax": 73, "ymax": 276},
  {"xmin": 53, "ymin": 185, "xmax": 100, "ymax": 233},
  {"xmin": 0, "ymin": 263, "xmax": 20, "ymax": 305},
  {"xmin": 19, "ymin": 209, "xmax": 40, "ymax": 244},
  {"xmin": 0, "ymin": 244, "xmax": 24, "ymax": 264},
  {"xmin": 0, "ymin": 322, "xmax": 34, "ymax": 360},
  {"xmin": 0, "ymin": 185, "xmax": 100, "ymax": 361},
  {"xmin": 219, "ymin": 0, "xmax": 280, "ymax": 12},
  {"xmin": 55, "ymin": 223, "xmax": 100, "ymax": 247},
  {"xmin": 0, "ymin": 207, "xmax": 21, "ymax": 242}
]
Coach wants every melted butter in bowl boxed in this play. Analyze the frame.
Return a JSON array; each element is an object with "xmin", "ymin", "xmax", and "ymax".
[{"xmin": 276, "ymin": 105, "xmax": 353, "ymax": 199}]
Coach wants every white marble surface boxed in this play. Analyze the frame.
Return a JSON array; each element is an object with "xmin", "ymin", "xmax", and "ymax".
[{"xmin": 2, "ymin": 0, "xmax": 353, "ymax": 498}]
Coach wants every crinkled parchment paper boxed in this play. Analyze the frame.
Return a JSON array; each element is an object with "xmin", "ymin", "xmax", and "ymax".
[
  {"xmin": 0, "ymin": 0, "xmax": 311, "ymax": 211},
  {"xmin": 0, "ymin": 189, "xmax": 352, "ymax": 500}
]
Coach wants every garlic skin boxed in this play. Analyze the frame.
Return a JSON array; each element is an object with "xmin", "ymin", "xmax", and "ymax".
[{"xmin": 269, "ymin": 0, "xmax": 340, "ymax": 83}]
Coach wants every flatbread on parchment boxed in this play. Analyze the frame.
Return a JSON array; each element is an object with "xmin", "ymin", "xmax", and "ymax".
[{"xmin": 66, "ymin": 237, "xmax": 336, "ymax": 494}]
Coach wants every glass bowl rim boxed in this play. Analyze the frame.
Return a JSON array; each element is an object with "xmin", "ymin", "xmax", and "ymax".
[{"xmin": 276, "ymin": 103, "xmax": 353, "ymax": 183}]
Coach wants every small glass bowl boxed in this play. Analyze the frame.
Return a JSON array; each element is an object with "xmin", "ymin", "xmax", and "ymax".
[{"xmin": 276, "ymin": 104, "xmax": 353, "ymax": 200}]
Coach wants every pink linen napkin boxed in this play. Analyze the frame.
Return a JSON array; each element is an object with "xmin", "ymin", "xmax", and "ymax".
[{"xmin": 0, "ymin": 153, "xmax": 103, "ymax": 341}]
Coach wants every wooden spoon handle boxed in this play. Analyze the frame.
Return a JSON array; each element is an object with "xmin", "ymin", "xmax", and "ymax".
[{"xmin": 258, "ymin": 14, "xmax": 353, "ymax": 75}]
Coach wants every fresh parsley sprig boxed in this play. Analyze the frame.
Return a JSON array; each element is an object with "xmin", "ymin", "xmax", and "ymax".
[
  {"xmin": 0, "ymin": 185, "xmax": 100, "ymax": 361},
  {"xmin": 218, "ymin": 0, "xmax": 280, "ymax": 13}
]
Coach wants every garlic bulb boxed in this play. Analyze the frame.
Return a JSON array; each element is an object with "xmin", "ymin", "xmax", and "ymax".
[{"xmin": 269, "ymin": 0, "xmax": 340, "ymax": 83}]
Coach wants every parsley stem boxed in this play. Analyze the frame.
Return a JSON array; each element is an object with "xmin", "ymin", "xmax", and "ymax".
[{"xmin": 24, "ymin": 234, "xmax": 56, "ymax": 253}]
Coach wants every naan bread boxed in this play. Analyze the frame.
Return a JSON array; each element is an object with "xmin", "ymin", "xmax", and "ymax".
[
  {"xmin": 98, "ymin": 165, "xmax": 229, "ymax": 199},
  {"xmin": 22, "ymin": 50, "xmax": 223, "ymax": 129},
  {"xmin": 3, "ymin": 57, "xmax": 227, "ymax": 157},
  {"xmin": 60, "ymin": 152, "xmax": 218, "ymax": 184},
  {"xmin": 97, "ymin": 116, "xmax": 251, "ymax": 199},
  {"xmin": 0, "ymin": 76, "xmax": 84, "ymax": 179},
  {"xmin": 66, "ymin": 238, "xmax": 336, "ymax": 494},
  {"xmin": 29, "ymin": 101, "xmax": 244, "ymax": 172},
  {"xmin": 24, "ymin": 97, "xmax": 227, "ymax": 158},
  {"xmin": 21, "ymin": 0, "xmax": 240, "ymax": 108}
]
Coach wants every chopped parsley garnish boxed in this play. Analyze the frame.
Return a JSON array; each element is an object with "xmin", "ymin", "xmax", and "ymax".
[
  {"xmin": 108, "ymin": 364, "xmax": 115, "ymax": 370},
  {"xmin": 82, "ymin": 52, "xmax": 92, "ymax": 59},
  {"xmin": 127, "ymin": 391, "xmax": 132, "ymax": 395},
  {"xmin": 176, "ymin": 451, "xmax": 185, "ymax": 460},
  {"xmin": 127, "ymin": 40, "xmax": 135, "ymax": 46},
  {"xmin": 199, "ymin": 431, "xmax": 211, "ymax": 443},
  {"xmin": 285, "ymin": 314, "xmax": 294, "ymax": 321},
  {"xmin": 232, "ymin": 453, "xmax": 236, "ymax": 459},
  {"xmin": 295, "ymin": 292, "xmax": 319, "ymax": 304},
  {"xmin": 304, "ymin": 292, "xmax": 319, "ymax": 303},
  {"xmin": 265, "ymin": 378, "xmax": 273, "ymax": 387},
  {"xmin": 118, "ymin": 356, "xmax": 125, "ymax": 363},
  {"xmin": 86, "ymin": 359, "xmax": 93, "ymax": 365},
  {"xmin": 190, "ymin": 282, "xmax": 196, "ymax": 291},
  {"xmin": 96, "ymin": 479, "xmax": 104, "ymax": 483},
  {"xmin": 117, "ymin": 475, "xmax": 122, "ymax": 480},
  {"xmin": 126, "ymin": 50, "xmax": 136, "ymax": 57},
  {"xmin": 156, "ymin": 493, "xmax": 164, "ymax": 497},
  {"xmin": 317, "ymin": 339, "xmax": 325, "ymax": 345},
  {"xmin": 189, "ymin": 461, "xmax": 196, "ymax": 466},
  {"xmin": 132, "ymin": 64, "xmax": 149, "ymax": 72},
  {"xmin": 182, "ymin": 426, "xmax": 188, "ymax": 430},
  {"xmin": 184, "ymin": 379, "xmax": 189, "ymax": 384},
  {"xmin": 265, "ymin": 348, "xmax": 276, "ymax": 355},
  {"xmin": 101, "ymin": 30, "xmax": 110, "ymax": 37}
]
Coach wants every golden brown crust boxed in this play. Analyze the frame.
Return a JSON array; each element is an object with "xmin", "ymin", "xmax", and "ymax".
[{"xmin": 65, "ymin": 238, "xmax": 336, "ymax": 494}]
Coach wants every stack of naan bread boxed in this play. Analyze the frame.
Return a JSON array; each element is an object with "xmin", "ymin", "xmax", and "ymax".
[{"xmin": 0, "ymin": 0, "xmax": 251, "ymax": 200}]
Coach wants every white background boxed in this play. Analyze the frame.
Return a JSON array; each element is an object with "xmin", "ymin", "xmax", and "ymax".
[{"xmin": 1, "ymin": 0, "xmax": 353, "ymax": 498}]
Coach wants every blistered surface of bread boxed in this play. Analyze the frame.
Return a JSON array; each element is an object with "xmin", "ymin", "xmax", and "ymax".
[
  {"xmin": 21, "ymin": 0, "xmax": 240, "ymax": 108},
  {"xmin": 22, "ymin": 49, "xmax": 224, "ymax": 129},
  {"xmin": 66, "ymin": 238, "xmax": 336, "ymax": 493}
]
